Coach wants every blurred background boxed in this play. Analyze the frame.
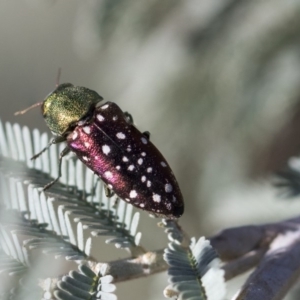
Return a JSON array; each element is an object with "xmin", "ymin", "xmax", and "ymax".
[{"xmin": 1, "ymin": 0, "xmax": 300, "ymax": 299}]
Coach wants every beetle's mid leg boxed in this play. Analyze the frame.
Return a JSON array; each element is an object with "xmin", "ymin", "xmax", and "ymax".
[
  {"xmin": 90, "ymin": 176, "xmax": 100, "ymax": 200},
  {"xmin": 104, "ymin": 184, "xmax": 115, "ymax": 198},
  {"xmin": 43, "ymin": 146, "xmax": 70, "ymax": 191},
  {"xmin": 124, "ymin": 112, "xmax": 134, "ymax": 124},
  {"xmin": 112, "ymin": 197, "xmax": 119, "ymax": 208}
]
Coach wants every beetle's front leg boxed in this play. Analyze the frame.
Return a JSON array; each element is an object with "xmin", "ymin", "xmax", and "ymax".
[
  {"xmin": 31, "ymin": 136, "xmax": 66, "ymax": 160},
  {"xmin": 43, "ymin": 146, "xmax": 70, "ymax": 191}
]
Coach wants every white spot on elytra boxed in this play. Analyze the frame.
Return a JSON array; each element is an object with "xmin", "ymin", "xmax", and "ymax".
[
  {"xmin": 104, "ymin": 171, "xmax": 113, "ymax": 179},
  {"xmin": 128, "ymin": 165, "xmax": 135, "ymax": 171},
  {"xmin": 84, "ymin": 142, "xmax": 90, "ymax": 148},
  {"xmin": 116, "ymin": 132, "xmax": 126, "ymax": 139},
  {"xmin": 123, "ymin": 156, "xmax": 129, "ymax": 162},
  {"xmin": 102, "ymin": 145, "xmax": 111, "ymax": 155},
  {"xmin": 138, "ymin": 158, "xmax": 143, "ymax": 165},
  {"xmin": 147, "ymin": 180, "xmax": 151, "ymax": 187},
  {"xmin": 108, "ymin": 184, "xmax": 113, "ymax": 189},
  {"xmin": 172, "ymin": 196, "xmax": 177, "ymax": 202},
  {"xmin": 141, "ymin": 176, "xmax": 146, "ymax": 182},
  {"xmin": 113, "ymin": 116, "xmax": 118, "ymax": 121},
  {"xmin": 147, "ymin": 167, "xmax": 153, "ymax": 173},
  {"xmin": 101, "ymin": 104, "xmax": 109, "ymax": 110},
  {"xmin": 152, "ymin": 194, "xmax": 161, "ymax": 203},
  {"xmin": 83, "ymin": 156, "xmax": 89, "ymax": 161},
  {"xmin": 161, "ymin": 162, "xmax": 167, "ymax": 167},
  {"xmin": 127, "ymin": 147, "xmax": 131, "ymax": 152},
  {"xmin": 141, "ymin": 137, "xmax": 148, "ymax": 144},
  {"xmin": 141, "ymin": 152, "xmax": 146, "ymax": 156},
  {"xmin": 72, "ymin": 131, "xmax": 78, "ymax": 140},
  {"xmin": 130, "ymin": 190, "xmax": 137, "ymax": 198},
  {"xmin": 97, "ymin": 114, "xmax": 105, "ymax": 122},
  {"xmin": 116, "ymin": 166, "xmax": 121, "ymax": 170},
  {"xmin": 83, "ymin": 126, "xmax": 91, "ymax": 134},
  {"xmin": 165, "ymin": 184, "xmax": 173, "ymax": 193},
  {"xmin": 166, "ymin": 203, "xmax": 172, "ymax": 210},
  {"xmin": 140, "ymin": 203, "xmax": 145, "ymax": 208}
]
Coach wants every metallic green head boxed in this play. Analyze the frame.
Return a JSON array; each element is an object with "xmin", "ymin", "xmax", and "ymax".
[{"xmin": 42, "ymin": 83, "xmax": 103, "ymax": 136}]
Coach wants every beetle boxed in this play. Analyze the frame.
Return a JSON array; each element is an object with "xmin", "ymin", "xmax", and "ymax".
[{"xmin": 16, "ymin": 83, "xmax": 184, "ymax": 218}]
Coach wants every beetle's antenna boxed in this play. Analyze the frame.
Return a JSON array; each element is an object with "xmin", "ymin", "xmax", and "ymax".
[
  {"xmin": 15, "ymin": 69, "xmax": 61, "ymax": 116},
  {"xmin": 14, "ymin": 102, "xmax": 43, "ymax": 116},
  {"xmin": 56, "ymin": 68, "xmax": 61, "ymax": 87}
]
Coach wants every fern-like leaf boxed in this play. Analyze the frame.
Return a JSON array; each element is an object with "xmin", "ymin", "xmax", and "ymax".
[
  {"xmin": 162, "ymin": 220, "xmax": 226, "ymax": 300},
  {"xmin": 55, "ymin": 264, "xmax": 116, "ymax": 300},
  {"xmin": 0, "ymin": 120, "xmax": 142, "ymax": 256}
]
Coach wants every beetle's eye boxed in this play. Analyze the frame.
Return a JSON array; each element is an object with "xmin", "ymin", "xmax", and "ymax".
[
  {"xmin": 41, "ymin": 103, "xmax": 45, "ymax": 113},
  {"xmin": 42, "ymin": 99, "xmax": 52, "ymax": 116},
  {"xmin": 42, "ymin": 103, "xmax": 49, "ymax": 118}
]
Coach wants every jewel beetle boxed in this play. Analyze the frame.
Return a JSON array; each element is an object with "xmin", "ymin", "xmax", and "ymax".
[{"xmin": 16, "ymin": 83, "xmax": 184, "ymax": 218}]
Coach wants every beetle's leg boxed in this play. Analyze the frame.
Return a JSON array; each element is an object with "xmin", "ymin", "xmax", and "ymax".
[
  {"xmin": 104, "ymin": 184, "xmax": 115, "ymax": 198},
  {"xmin": 124, "ymin": 112, "xmax": 134, "ymax": 124},
  {"xmin": 89, "ymin": 176, "xmax": 100, "ymax": 200},
  {"xmin": 43, "ymin": 146, "xmax": 70, "ymax": 191},
  {"xmin": 31, "ymin": 136, "xmax": 66, "ymax": 160},
  {"xmin": 124, "ymin": 112, "xmax": 151, "ymax": 140},
  {"xmin": 143, "ymin": 131, "xmax": 150, "ymax": 140},
  {"xmin": 112, "ymin": 197, "xmax": 119, "ymax": 208}
]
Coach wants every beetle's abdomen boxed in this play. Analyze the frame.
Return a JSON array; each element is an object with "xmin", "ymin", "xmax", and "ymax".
[{"xmin": 67, "ymin": 102, "xmax": 184, "ymax": 218}]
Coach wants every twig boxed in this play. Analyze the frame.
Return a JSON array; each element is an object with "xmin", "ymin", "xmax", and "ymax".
[{"xmin": 91, "ymin": 249, "xmax": 168, "ymax": 282}]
